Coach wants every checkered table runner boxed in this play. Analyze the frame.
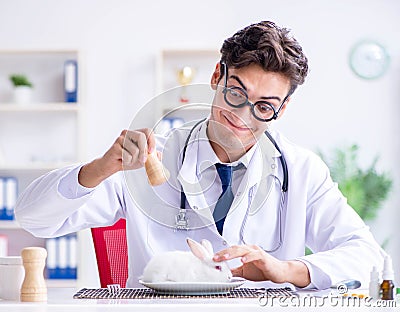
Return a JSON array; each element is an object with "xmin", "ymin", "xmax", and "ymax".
[{"xmin": 73, "ymin": 287, "xmax": 294, "ymax": 299}]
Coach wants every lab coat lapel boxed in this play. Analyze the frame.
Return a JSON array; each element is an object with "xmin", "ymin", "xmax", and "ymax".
[
  {"xmin": 247, "ymin": 134, "xmax": 280, "ymax": 214},
  {"xmin": 177, "ymin": 140, "xmax": 214, "ymax": 225}
]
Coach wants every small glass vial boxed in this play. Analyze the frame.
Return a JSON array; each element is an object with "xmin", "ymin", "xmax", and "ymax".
[
  {"xmin": 380, "ymin": 255, "xmax": 395, "ymax": 300},
  {"xmin": 381, "ymin": 280, "xmax": 395, "ymax": 300}
]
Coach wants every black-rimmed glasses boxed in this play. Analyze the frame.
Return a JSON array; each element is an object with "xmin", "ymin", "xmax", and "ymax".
[{"xmin": 221, "ymin": 62, "xmax": 289, "ymax": 122}]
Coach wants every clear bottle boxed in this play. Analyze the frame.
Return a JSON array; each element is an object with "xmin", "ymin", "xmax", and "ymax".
[
  {"xmin": 396, "ymin": 288, "xmax": 400, "ymax": 304},
  {"xmin": 369, "ymin": 266, "xmax": 380, "ymax": 300},
  {"xmin": 380, "ymin": 255, "xmax": 395, "ymax": 300}
]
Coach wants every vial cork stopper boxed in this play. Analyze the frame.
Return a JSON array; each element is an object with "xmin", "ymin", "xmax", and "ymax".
[
  {"xmin": 20, "ymin": 247, "xmax": 47, "ymax": 302},
  {"xmin": 144, "ymin": 152, "xmax": 170, "ymax": 186}
]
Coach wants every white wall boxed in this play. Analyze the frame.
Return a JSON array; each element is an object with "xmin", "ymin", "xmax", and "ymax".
[{"xmin": 1, "ymin": 0, "xmax": 399, "ymax": 284}]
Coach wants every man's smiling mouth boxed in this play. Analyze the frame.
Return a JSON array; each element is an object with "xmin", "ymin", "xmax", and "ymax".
[{"xmin": 224, "ymin": 115, "xmax": 251, "ymax": 132}]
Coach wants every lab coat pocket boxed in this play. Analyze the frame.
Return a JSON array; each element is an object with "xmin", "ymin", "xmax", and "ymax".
[{"xmin": 240, "ymin": 181, "xmax": 283, "ymax": 253}]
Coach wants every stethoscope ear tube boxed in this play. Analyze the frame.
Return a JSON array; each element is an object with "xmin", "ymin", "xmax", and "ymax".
[
  {"xmin": 264, "ymin": 130, "xmax": 288, "ymax": 193},
  {"xmin": 180, "ymin": 118, "xmax": 208, "ymax": 211}
]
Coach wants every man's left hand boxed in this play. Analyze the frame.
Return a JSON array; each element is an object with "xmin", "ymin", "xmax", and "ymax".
[{"xmin": 213, "ymin": 245, "xmax": 311, "ymax": 288}]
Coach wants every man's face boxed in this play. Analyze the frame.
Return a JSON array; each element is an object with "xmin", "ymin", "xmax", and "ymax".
[{"xmin": 208, "ymin": 63, "xmax": 291, "ymax": 162}]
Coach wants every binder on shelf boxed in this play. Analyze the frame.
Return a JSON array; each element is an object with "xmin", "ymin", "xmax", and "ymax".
[
  {"xmin": 64, "ymin": 60, "xmax": 78, "ymax": 103},
  {"xmin": 68, "ymin": 234, "xmax": 77, "ymax": 278},
  {"xmin": 46, "ymin": 233, "xmax": 77, "ymax": 279},
  {"xmin": 0, "ymin": 177, "xmax": 18, "ymax": 220},
  {"xmin": 0, "ymin": 178, "xmax": 4, "ymax": 219},
  {"xmin": 5, "ymin": 177, "xmax": 17, "ymax": 220},
  {"xmin": 58, "ymin": 235, "xmax": 68, "ymax": 277},
  {"xmin": 45, "ymin": 237, "xmax": 57, "ymax": 278}
]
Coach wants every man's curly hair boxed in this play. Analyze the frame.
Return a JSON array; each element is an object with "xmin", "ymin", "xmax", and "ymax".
[{"xmin": 220, "ymin": 21, "xmax": 309, "ymax": 95}]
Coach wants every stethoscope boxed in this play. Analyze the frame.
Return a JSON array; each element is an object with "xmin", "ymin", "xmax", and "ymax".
[{"xmin": 175, "ymin": 118, "xmax": 288, "ymax": 253}]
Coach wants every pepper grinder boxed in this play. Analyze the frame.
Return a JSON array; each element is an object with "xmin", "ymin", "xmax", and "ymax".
[
  {"xmin": 20, "ymin": 247, "xmax": 47, "ymax": 302},
  {"xmin": 144, "ymin": 152, "xmax": 170, "ymax": 186}
]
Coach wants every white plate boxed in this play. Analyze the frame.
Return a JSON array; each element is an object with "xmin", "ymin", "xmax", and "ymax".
[{"xmin": 139, "ymin": 278, "xmax": 246, "ymax": 295}]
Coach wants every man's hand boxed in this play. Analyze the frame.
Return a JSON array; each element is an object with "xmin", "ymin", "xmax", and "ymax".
[
  {"xmin": 78, "ymin": 128, "xmax": 155, "ymax": 188},
  {"xmin": 213, "ymin": 245, "xmax": 310, "ymax": 288}
]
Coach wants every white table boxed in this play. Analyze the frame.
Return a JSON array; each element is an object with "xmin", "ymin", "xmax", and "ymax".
[{"xmin": 0, "ymin": 287, "xmax": 397, "ymax": 311}]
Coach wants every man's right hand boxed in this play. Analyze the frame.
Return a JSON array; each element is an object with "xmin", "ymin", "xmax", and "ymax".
[{"xmin": 78, "ymin": 128, "xmax": 155, "ymax": 188}]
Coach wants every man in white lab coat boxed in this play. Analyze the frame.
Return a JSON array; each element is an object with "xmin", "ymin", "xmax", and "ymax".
[{"xmin": 15, "ymin": 21, "xmax": 384, "ymax": 290}]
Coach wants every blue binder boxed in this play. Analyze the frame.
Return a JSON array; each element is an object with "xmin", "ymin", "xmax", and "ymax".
[
  {"xmin": 0, "ymin": 178, "xmax": 4, "ymax": 220},
  {"xmin": 46, "ymin": 233, "xmax": 77, "ymax": 279},
  {"xmin": 0, "ymin": 177, "xmax": 17, "ymax": 220},
  {"xmin": 64, "ymin": 60, "xmax": 78, "ymax": 103}
]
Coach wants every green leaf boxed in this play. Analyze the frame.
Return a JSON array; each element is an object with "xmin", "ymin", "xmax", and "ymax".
[
  {"xmin": 9, "ymin": 74, "xmax": 33, "ymax": 87},
  {"xmin": 319, "ymin": 144, "xmax": 392, "ymax": 221}
]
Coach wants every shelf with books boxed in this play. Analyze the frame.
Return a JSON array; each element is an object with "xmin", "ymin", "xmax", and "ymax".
[{"xmin": 0, "ymin": 49, "xmax": 84, "ymax": 283}]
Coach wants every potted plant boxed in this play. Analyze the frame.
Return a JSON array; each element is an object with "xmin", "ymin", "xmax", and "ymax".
[
  {"xmin": 319, "ymin": 144, "xmax": 392, "ymax": 221},
  {"xmin": 305, "ymin": 145, "xmax": 393, "ymax": 255},
  {"xmin": 320, "ymin": 144, "xmax": 393, "ymax": 249},
  {"xmin": 9, "ymin": 74, "xmax": 33, "ymax": 104}
]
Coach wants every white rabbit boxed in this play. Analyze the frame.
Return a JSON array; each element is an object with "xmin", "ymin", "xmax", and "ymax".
[{"xmin": 141, "ymin": 238, "xmax": 232, "ymax": 283}]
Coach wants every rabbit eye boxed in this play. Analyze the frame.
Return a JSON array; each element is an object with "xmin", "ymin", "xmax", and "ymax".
[{"xmin": 215, "ymin": 265, "xmax": 222, "ymax": 271}]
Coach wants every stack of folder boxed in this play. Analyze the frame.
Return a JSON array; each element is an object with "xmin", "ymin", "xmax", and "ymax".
[
  {"xmin": 46, "ymin": 233, "xmax": 77, "ymax": 279},
  {"xmin": 0, "ymin": 177, "xmax": 18, "ymax": 220}
]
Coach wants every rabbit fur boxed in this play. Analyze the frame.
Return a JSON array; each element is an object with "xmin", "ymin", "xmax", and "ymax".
[{"xmin": 141, "ymin": 238, "xmax": 232, "ymax": 283}]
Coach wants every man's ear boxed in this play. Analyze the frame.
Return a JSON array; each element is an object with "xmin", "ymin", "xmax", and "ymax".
[
  {"xmin": 276, "ymin": 97, "xmax": 290, "ymax": 120},
  {"xmin": 210, "ymin": 63, "xmax": 221, "ymax": 90}
]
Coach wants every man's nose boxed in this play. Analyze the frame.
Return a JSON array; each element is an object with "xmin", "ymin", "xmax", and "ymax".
[{"xmin": 231, "ymin": 104, "xmax": 253, "ymax": 126}]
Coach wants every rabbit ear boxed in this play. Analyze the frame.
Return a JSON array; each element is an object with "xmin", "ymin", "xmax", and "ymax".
[
  {"xmin": 200, "ymin": 239, "xmax": 214, "ymax": 257},
  {"xmin": 186, "ymin": 238, "xmax": 209, "ymax": 261}
]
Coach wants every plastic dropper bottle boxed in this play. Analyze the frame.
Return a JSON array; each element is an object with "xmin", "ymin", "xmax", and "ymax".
[
  {"xmin": 396, "ymin": 288, "xmax": 400, "ymax": 304},
  {"xmin": 369, "ymin": 266, "xmax": 380, "ymax": 300},
  {"xmin": 380, "ymin": 255, "xmax": 395, "ymax": 300}
]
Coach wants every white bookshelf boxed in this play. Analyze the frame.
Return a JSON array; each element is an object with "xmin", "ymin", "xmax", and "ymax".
[
  {"xmin": 0, "ymin": 103, "xmax": 79, "ymax": 112},
  {"xmin": 0, "ymin": 49, "xmax": 84, "ymax": 284},
  {"xmin": 0, "ymin": 220, "xmax": 20, "ymax": 229},
  {"xmin": 152, "ymin": 49, "xmax": 220, "ymax": 127},
  {"xmin": 156, "ymin": 49, "xmax": 221, "ymax": 92}
]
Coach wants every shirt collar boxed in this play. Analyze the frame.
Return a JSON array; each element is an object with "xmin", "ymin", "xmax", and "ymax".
[{"xmin": 196, "ymin": 121, "xmax": 259, "ymax": 174}]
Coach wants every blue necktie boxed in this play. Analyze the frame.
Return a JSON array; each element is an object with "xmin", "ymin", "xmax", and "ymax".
[{"xmin": 213, "ymin": 163, "xmax": 236, "ymax": 235}]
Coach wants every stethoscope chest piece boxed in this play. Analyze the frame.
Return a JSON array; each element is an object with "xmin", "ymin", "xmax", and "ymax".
[{"xmin": 174, "ymin": 208, "xmax": 189, "ymax": 231}]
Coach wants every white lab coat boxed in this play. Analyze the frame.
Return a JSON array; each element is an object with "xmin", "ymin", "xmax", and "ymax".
[{"xmin": 15, "ymin": 121, "xmax": 385, "ymax": 289}]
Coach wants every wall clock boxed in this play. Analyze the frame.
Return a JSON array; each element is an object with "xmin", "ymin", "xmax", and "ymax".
[{"xmin": 349, "ymin": 41, "xmax": 390, "ymax": 80}]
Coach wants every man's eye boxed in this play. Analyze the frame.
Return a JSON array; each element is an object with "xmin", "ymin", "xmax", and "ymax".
[
  {"xmin": 229, "ymin": 89, "xmax": 242, "ymax": 98},
  {"xmin": 256, "ymin": 103, "xmax": 273, "ymax": 112}
]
